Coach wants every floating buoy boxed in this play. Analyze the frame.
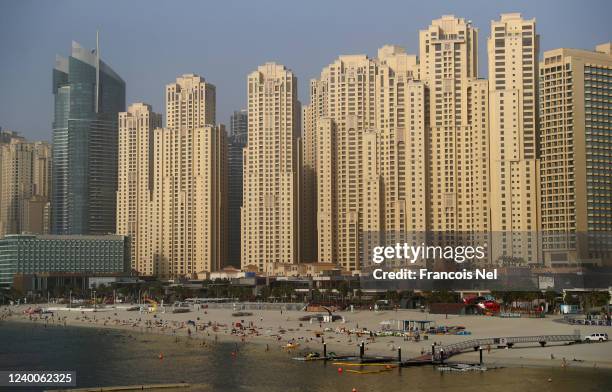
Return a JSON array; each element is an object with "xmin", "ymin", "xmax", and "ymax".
[
  {"xmin": 338, "ymin": 367, "xmax": 343, "ymax": 374},
  {"xmin": 352, "ymin": 389, "xmax": 357, "ymax": 392},
  {"xmin": 158, "ymin": 353, "xmax": 164, "ymax": 360},
  {"xmin": 547, "ymin": 378, "xmax": 552, "ymax": 382}
]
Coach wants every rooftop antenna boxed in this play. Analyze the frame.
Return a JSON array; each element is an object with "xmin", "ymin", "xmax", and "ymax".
[{"xmin": 95, "ymin": 30, "xmax": 100, "ymax": 113}]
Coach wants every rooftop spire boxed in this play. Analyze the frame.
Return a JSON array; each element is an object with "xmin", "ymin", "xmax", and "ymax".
[{"xmin": 95, "ymin": 30, "xmax": 100, "ymax": 113}]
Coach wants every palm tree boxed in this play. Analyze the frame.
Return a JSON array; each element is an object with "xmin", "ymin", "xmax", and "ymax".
[
  {"xmin": 355, "ymin": 288, "xmax": 363, "ymax": 304},
  {"xmin": 338, "ymin": 281, "xmax": 350, "ymax": 302},
  {"xmin": 579, "ymin": 291, "xmax": 611, "ymax": 313}
]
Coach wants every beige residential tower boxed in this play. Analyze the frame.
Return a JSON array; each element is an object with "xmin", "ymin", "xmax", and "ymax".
[
  {"xmin": 488, "ymin": 13, "xmax": 541, "ymax": 265},
  {"xmin": 0, "ymin": 130, "xmax": 51, "ymax": 237},
  {"xmin": 241, "ymin": 63, "xmax": 300, "ymax": 272},
  {"xmin": 117, "ymin": 75, "xmax": 227, "ymax": 278}
]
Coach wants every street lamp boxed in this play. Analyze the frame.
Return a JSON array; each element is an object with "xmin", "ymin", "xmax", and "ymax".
[
  {"xmin": 69, "ymin": 290, "xmax": 72, "ymax": 310},
  {"xmin": 93, "ymin": 290, "xmax": 97, "ymax": 311}
]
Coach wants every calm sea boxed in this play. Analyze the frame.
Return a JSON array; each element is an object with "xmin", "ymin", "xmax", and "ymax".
[{"xmin": 0, "ymin": 321, "xmax": 611, "ymax": 392}]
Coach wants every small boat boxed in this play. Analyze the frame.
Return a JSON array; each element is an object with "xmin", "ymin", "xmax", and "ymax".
[
  {"xmin": 437, "ymin": 363, "xmax": 487, "ymax": 372},
  {"xmin": 172, "ymin": 308, "xmax": 191, "ymax": 314},
  {"xmin": 293, "ymin": 352, "xmax": 323, "ymax": 361},
  {"xmin": 345, "ymin": 366, "xmax": 396, "ymax": 374},
  {"xmin": 283, "ymin": 343, "xmax": 300, "ymax": 349}
]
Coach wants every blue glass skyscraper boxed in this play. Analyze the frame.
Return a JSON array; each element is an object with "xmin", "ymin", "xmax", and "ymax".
[
  {"xmin": 52, "ymin": 37, "xmax": 125, "ymax": 234},
  {"xmin": 227, "ymin": 109, "xmax": 248, "ymax": 267}
]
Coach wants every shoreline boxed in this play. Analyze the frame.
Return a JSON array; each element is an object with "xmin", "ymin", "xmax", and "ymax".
[{"xmin": 2, "ymin": 305, "xmax": 612, "ymax": 370}]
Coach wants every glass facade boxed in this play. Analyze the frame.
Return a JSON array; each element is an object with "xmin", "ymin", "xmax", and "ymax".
[
  {"xmin": 227, "ymin": 133, "xmax": 246, "ymax": 266},
  {"xmin": 0, "ymin": 234, "xmax": 130, "ymax": 287},
  {"xmin": 584, "ymin": 66, "xmax": 612, "ymax": 232},
  {"xmin": 227, "ymin": 110, "xmax": 248, "ymax": 266},
  {"xmin": 52, "ymin": 42, "xmax": 126, "ymax": 235}
]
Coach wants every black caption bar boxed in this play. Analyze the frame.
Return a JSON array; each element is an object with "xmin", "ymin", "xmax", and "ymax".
[{"xmin": 0, "ymin": 371, "xmax": 76, "ymax": 387}]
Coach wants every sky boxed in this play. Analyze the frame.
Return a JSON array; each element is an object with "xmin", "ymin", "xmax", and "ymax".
[{"xmin": 0, "ymin": 0, "xmax": 610, "ymax": 141}]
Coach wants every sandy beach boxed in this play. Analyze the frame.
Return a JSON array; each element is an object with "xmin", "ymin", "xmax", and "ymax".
[{"xmin": 2, "ymin": 304, "xmax": 611, "ymax": 369}]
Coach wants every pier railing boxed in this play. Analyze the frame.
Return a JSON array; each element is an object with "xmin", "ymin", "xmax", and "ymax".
[{"xmin": 432, "ymin": 332, "xmax": 582, "ymax": 360}]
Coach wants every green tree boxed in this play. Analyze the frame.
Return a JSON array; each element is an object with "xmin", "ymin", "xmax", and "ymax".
[
  {"xmin": 259, "ymin": 286, "xmax": 271, "ymax": 301},
  {"xmin": 338, "ymin": 281, "xmax": 350, "ymax": 301},
  {"xmin": 579, "ymin": 291, "xmax": 611, "ymax": 312},
  {"xmin": 385, "ymin": 290, "xmax": 400, "ymax": 304},
  {"xmin": 425, "ymin": 290, "xmax": 459, "ymax": 304}
]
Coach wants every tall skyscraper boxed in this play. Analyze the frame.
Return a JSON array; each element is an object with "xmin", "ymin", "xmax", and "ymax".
[
  {"xmin": 539, "ymin": 43, "xmax": 612, "ymax": 266},
  {"xmin": 419, "ymin": 15, "xmax": 490, "ymax": 236},
  {"xmin": 152, "ymin": 74, "xmax": 226, "ymax": 278},
  {"xmin": 230, "ymin": 109, "xmax": 248, "ymax": 138},
  {"xmin": 52, "ymin": 38, "xmax": 126, "ymax": 235},
  {"xmin": 117, "ymin": 75, "xmax": 226, "ymax": 278},
  {"xmin": 227, "ymin": 110, "xmax": 247, "ymax": 267},
  {"xmin": 300, "ymin": 103, "xmax": 317, "ymax": 263},
  {"xmin": 116, "ymin": 103, "xmax": 162, "ymax": 275},
  {"xmin": 302, "ymin": 17, "xmax": 491, "ymax": 272},
  {"xmin": 304, "ymin": 46, "xmax": 429, "ymax": 271},
  {"xmin": 306, "ymin": 54, "xmax": 379, "ymax": 270},
  {"xmin": 151, "ymin": 124, "xmax": 227, "ymax": 278},
  {"xmin": 488, "ymin": 13, "xmax": 541, "ymax": 264},
  {"xmin": 0, "ymin": 130, "xmax": 51, "ymax": 237},
  {"xmin": 165, "ymin": 74, "xmax": 216, "ymax": 130},
  {"xmin": 376, "ymin": 45, "xmax": 428, "ymax": 251},
  {"xmin": 241, "ymin": 63, "xmax": 300, "ymax": 272}
]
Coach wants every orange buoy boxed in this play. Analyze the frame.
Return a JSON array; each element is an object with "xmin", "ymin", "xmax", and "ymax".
[
  {"xmin": 352, "ymin": 389, "xmax": 357, "ymax": 392},
  {"xmin": 158, "ymin": 353, "xmax": 164, "ymax": 360},
  {"xmin": 337, "ymin": 367, "xmax": 343, "ymax": 374}
]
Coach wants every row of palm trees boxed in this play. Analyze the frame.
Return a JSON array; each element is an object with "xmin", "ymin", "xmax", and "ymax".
[{"xmin": 4, "ymin": 280, "xmax": 609, "ymax": 314}]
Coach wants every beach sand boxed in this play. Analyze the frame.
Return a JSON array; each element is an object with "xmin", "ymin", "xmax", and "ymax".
[{"xmin": 2, "ymin": 305, "xmax": 611, "ymax": 369}]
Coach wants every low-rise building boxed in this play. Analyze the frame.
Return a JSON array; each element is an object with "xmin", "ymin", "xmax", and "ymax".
[
  {"xmin": 0, "ymin": 234, "xmax": 130, "ymax": 289},
  {"xmin": 264, "ymin": 262, "xmax": 342, "ymax": 277}
]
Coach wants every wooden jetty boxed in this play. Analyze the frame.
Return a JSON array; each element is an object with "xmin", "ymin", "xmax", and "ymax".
[
  {"xmin": 295, "ymin": 333, "xmax": 584, "ymax": 368},
  {"xmin": 430, "ymin": 333, "xmax": 582, "ymax": 361}
]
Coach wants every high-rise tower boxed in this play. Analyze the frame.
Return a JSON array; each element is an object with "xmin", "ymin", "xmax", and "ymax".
[
  {"xmin": 540, "ymin": 43, "xmax": 612, "ymax": 266},
  {"xmin": 151, "ymin": 74, "xmax": 226, "ymax": 277},
  {"xmin": 116, "ymin": 103, "xmax": 162, "ymax": 275},
  {"xmin": 241, "ymin": 63, "xmax": 300, "ymax": 272},
  {"xmin": 230, "ymin": 109, "xmax": 248, "ymax": 139},
  {"xmin": 0, "ymin": 130, "xmax": 51, "ymax": 236},
  {"xmin": 227, "ymin": 110, "xmax": 248, "ymax": 267},
  {"xmin": 419, "ymin": 15, "xmax": 490, "ymax": 235},
  {"xmin": 488, "ymin": 13, "xmax": 541, "ymax": 264},
  {"xmin": 52, "ymin": 37, "xmax": 125, "ymax": 234}
]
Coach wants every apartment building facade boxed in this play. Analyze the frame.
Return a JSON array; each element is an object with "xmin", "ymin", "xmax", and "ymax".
[
  {"xmin": 241, "ymin": 63, "xmax": 300, "ymax": 272},
  {"xmin": 0, "ymin": 130, "xmax": 51, "ymax": 237},
  {"xmin": 539, "ymin": 43, "xmax": 612, "ymax": 266},
  {"xmin": 488, "ymin": 13, "xmax": 542, "ymax": 265}
]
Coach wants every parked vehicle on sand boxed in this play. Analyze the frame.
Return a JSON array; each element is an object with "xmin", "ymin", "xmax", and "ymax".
[{"xmin": 584, "ymin": 333, "xmax": 608, "ymax": 342}]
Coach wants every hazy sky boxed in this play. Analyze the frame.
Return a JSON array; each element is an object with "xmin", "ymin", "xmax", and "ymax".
[{"xmin": 0, "ymin": 0, "xmax": 610, "ymax": 141}]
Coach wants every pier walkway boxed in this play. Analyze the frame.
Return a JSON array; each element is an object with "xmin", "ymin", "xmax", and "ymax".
[
  {"xmin": 296, "ymin": 333, "xmax": 584, "ymax": 367},
  {"xmin": 431, "ymin": 332, "xmax": 582, "ymax": 361}
]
